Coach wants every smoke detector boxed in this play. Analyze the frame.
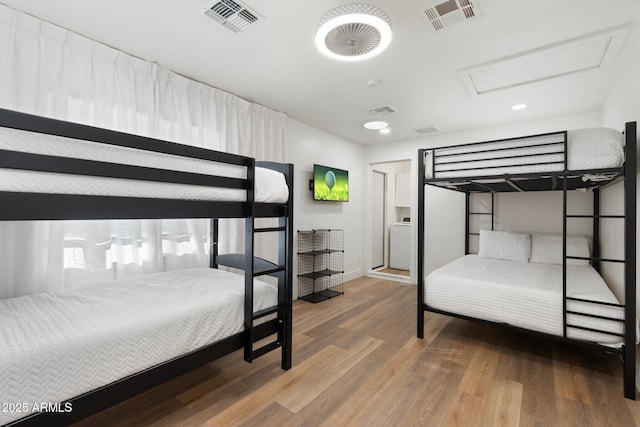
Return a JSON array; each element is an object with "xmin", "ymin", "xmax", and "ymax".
[
  {"xmin": 204, "ymin": 0, "xmax": 263, "ymax": 33},
  {"xmin": 315, "ymin": 3, "xmax": 393, "ymax": 61},
  {"xmin": 418, "ymin": 0, "xmax": 480, "ymax": 32}
]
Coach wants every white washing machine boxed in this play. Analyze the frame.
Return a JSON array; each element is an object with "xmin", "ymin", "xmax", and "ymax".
[{"xmin": 389, "ymin": 222, "xmax": 410, "ymax": 270}]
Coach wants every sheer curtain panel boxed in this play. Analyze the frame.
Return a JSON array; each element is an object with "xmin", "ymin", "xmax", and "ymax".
[{"xmin": 0, "ymin": 5, "xmax": 287, "ymax": 298}]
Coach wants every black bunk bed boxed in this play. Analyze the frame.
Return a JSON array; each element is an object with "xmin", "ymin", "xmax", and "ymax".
[
  {"xmin": 417, "ymin": 123, "xmax": 637, "ymax": 399},
  {"xmin": 0, "ymin": 108, "xmax": 294, "ymax": 426}
]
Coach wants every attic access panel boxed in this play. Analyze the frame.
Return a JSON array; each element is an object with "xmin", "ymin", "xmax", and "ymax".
[{"xmin": 459, "ymin": 25, "xmax": 631, "ymax": 96}]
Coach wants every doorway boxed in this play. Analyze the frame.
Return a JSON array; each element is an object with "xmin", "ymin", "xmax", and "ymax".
[{"xmin": 369, "ymin": 160, "xmax": 412, "ymax": 281}]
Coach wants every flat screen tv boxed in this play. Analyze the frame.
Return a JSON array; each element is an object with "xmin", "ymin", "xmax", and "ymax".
[{"xmin": 313, "ymin": 164, "xmax": 349, "ymax": 202}]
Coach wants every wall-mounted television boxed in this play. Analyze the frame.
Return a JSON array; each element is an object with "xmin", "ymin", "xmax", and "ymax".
[{"xmin": 313, "ymin": 164, "xmax": 349, "ymax": 202}]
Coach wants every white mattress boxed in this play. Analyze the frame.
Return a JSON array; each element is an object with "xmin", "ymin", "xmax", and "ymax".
[
  {"xmin": 0, "ymin": 126, "xmax": 289, "ymax": 203},
  {"xmin": 0, "ymin": 268, "xmax": 277, "ymax": 425},
  {"xmin": 424, "ymin": 255, "xmax": 634, "ymax": 346},
  {"xmin": 424, "ymin": 128, "xmax": 624, "ymax": 179}
]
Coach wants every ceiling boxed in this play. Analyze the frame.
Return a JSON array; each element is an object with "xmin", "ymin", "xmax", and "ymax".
[{"xmin": 1, "ymin": 0, "xmax": 639, "ymax": 145}]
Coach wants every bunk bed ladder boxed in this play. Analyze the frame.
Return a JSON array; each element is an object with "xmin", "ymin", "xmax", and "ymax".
[
  {"xmin": 242, "ymin": 176, "xmax": 286, "ymax": 365},
  {"xmin": 246, "ymin": 221, "xmax": 289, "ymax": 363},
  {"xmin": 562, "ymin": 177, "xmax": 627, "ymax": 337},
  {"xmin": 252, "ymin": 162, "xmax": 294, "ymax": 369},
  {"xmin": 210, "ymin": 165, "xmax": 294, "ymax": 369},
  {"xmin": 562, "ymin": 122, "xmax": 637, "ymax": 399}
]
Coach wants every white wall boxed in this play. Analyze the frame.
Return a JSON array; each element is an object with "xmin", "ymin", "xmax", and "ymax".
[
  {"xmin": 600, "ymin": 16, "xmax": 640, "ymax": 385},
  {"xmin": 465, "ymin": 191, "xmax": 594, "ymax": 253},
  {"xmin": 364, "ymin": 111, "xmax": 601, "ymax": 283},
  {"xmin": 287, "ymin": 118, "xmax": 365, "ymax": 298}
]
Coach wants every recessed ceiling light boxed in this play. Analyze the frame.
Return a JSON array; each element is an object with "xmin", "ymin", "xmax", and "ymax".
[
  {"xmin": 379, "ymin": 128, "xmax": 391, "ymax": 134},
  {"xmin": 512, "ymin": 104, "xmax": 527, "ymax": 110},
  {"xmin": 315, "ymin": 4, "xmax": 393, "ymax": 62},
  {"xmin": 363, "ymin": 120, "xmax": 389, "ymax": 130}
]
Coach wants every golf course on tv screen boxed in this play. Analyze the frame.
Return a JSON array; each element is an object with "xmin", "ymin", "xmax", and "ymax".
[{"xmin": 313, "ymin": 164, "xmax": 349, "ymax": 202}]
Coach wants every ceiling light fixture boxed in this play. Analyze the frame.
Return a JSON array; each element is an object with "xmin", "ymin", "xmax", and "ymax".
[
  {"xmin": 379, "ymin": 128, "xmax": 391, "ymax": 135},
  {"xmin": 512, "ymin": 103, "xmax": 527, "ymax": 110},
  {"xmin": 363, "ymin": 120, "xmax": 389, "ymax": 130},
  {"xmin": 315, "ymin": 3, "xmax": 393, "ymax": 62}
]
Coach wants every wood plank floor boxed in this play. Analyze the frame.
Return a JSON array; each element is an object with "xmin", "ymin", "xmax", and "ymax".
[{"xmin": 75, "ymin": 277, "xmax": 640, "ymax": 426}]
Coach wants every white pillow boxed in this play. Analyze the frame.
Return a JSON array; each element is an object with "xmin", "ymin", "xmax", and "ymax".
[
  {"xmin": 478, "ymin": 230, "xmax": 531, "ymax": 263},
  {"xmin": 529, "ymin": 233, "xmax": 591, "ymax": 266}
]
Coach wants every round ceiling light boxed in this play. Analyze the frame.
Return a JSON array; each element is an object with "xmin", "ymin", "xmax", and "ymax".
[
  {"xmin": 363, "ymin": 120, "xmax": 389, "ymax": 130},
  {"xmin": 512, "ymin": 103, "xmax": 527, "ymax": 110},
  {"xmin": 315, "ymin": 4, "xmax": 393, "ymax": 62}
]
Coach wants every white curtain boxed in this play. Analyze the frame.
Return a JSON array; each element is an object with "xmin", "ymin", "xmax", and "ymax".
[{"xmin": 0, "ymin": 5, "xmax": 287, "ymax": 299}]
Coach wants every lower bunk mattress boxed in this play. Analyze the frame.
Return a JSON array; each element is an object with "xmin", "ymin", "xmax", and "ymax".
[
  {"xmin": 0, "ymin": 268, "xmax": 277, "ymax": 425},
  {"xmin": 424, "ymin": 255, "xmax": 634, "ymax": 346}
]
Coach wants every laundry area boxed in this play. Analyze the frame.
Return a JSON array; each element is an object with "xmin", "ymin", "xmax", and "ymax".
[
  {"xmin": 390, "ymin": 219, "xmax": 410, "ymax": 271},
  {"xmin": 370, "ymin": 160, "xmax": 411, "ymax": 278}
]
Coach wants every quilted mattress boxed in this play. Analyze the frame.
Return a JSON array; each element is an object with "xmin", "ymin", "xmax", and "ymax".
[
  {"xmin": 424, "ymin": 255, "xmax": 635, "ymax": 346},
  {"xmin": 0, "ymin": 127, "xmax": 289, "ymax": 203},
  {"xmin": 0, "ymin": 268, "xmax": 277, "ymax": 425},
  {"xmin": 424, "ymin": 127, "xmax": 625, "ymax": 179}
]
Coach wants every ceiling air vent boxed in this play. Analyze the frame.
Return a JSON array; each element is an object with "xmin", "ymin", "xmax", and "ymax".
[
  {"xmin": 418, "ymin": 0, "xmax": 480, "ymax": 32},
  {"xmin": 368, "ymin": 105, "xmax": 397, "ymax": 115},
  {"xmin": 204, "ymin": 0, "xmax": 263, "ymax": 33},
  {"xmin": 414, "ymin": 125, "xmax": 440, "ymax": 135}
]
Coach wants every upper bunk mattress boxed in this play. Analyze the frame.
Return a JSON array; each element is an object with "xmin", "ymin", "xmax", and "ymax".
[
  {"xmin": 0, "ymin": 268, "xmax": 277, "ymax": 425},
  {"xmin": 424, "ymin": 255, "xmax": 633, "ymax": 346},
  {"xmin": 424, "ymin": 127, "xmax": 624, "ymax": 179},
  {"xmin": 0, "ymin": 126, "xmax": 289, "ymax": 203}
]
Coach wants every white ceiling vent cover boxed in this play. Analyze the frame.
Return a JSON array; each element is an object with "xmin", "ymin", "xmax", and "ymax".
[
  {"xmin": 368, "ymin": 105, "xmax": 397, "ymax": 115},
  {"xmin": 204, "ymin": 0, "xmax": 263, "ymax": 33},
  {"xmin": 419, "ymin": 0, "xmax": 480, "ymax": 32},
  {"xmin": 414, "ymin": 125, "xmax": 440, "ymax": 135}
]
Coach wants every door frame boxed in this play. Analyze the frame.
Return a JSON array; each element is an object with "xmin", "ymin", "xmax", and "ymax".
[
  {"xmin": 371, "ymin": 170, "xmax": 386, "ymax": 269},
  {"xmin": 366, "ymin": 159, "xmax": 414, "ymax": 284}
]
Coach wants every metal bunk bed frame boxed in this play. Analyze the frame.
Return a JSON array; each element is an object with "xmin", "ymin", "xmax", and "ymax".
[
  {"xmin": 0, "ymin": 108, "xmax": 293, "ymax": 425},
  {"xmin": 417, "ymin": 122, "xmax": 637, "ymax": 399}
]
